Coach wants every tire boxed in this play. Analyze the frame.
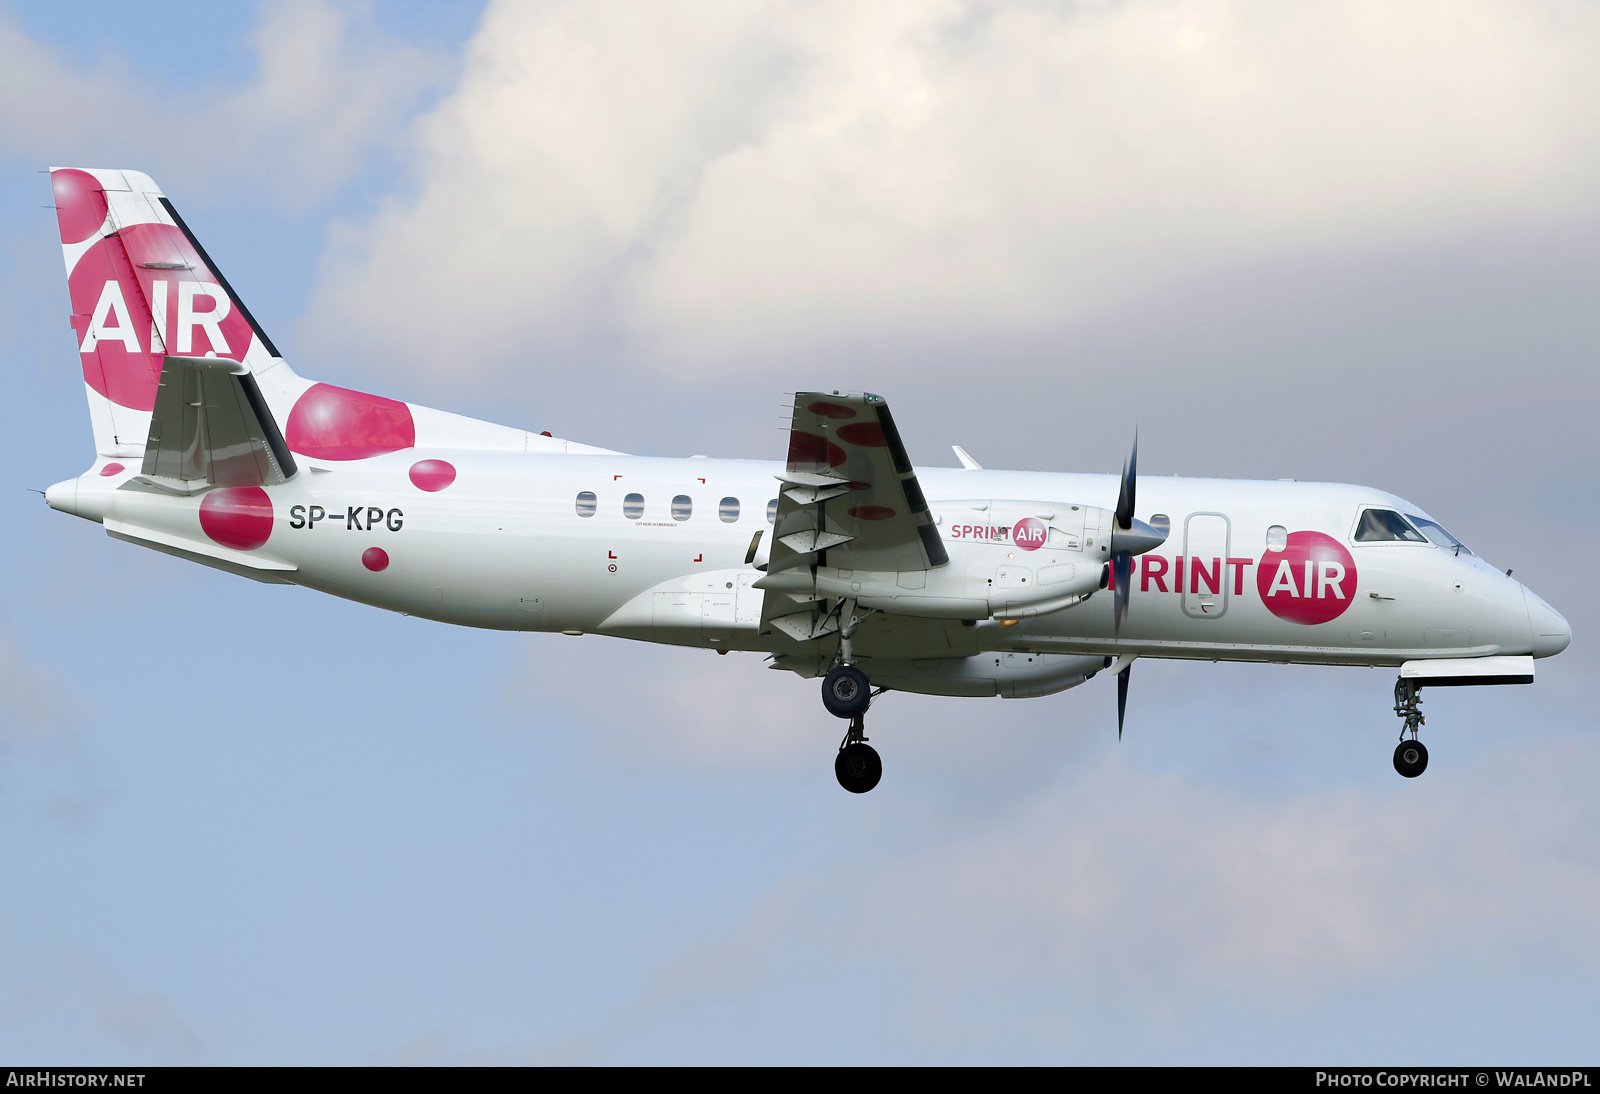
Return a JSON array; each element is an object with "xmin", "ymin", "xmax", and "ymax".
[
  {"xmin": 835, "ymin": 743, "xmax": 883, "ymax": 793},
  {"xmin": 821, "ymin": 665, "xmax": 871, "ymax": 718},
  {"xmin": 1393, "ymin": 739, "xmax": 1429, "ymax": 778}
]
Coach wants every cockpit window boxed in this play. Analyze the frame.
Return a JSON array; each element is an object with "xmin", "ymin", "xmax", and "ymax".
[
  {"xmin": 1355, "ymin": 509, "xmax": 1427, "ymax": 543},
  {"xmin": 1407, "ymin": 514, "xmax": 1473, "ymax": 555}
]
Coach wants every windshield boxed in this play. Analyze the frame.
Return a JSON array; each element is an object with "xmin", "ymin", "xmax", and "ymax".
[
  {"xmin": 1355, "ymin": 508, "xmax": 1427, "ymax": 543},
  {"xmin": 1407, "ymin": 514, "xmax": 1473, "ymax": 555}
]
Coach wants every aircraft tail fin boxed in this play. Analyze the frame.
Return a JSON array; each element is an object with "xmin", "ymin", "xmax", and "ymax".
[
  {"xmin": 51, "ymin": 168, "xmax": 619, "ymax": 471},
  {"xmin": 51, "ymin": 168, "xmax": 296, "ymax": 459}
]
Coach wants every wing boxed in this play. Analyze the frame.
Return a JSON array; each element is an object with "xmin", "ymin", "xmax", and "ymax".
[{"xmin": 760, "ymin": 391, "xmax": 947, "ymax": 641}]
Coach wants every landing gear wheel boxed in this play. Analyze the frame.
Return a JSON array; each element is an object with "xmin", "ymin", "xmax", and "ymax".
[
  {"xmin": 821, "ymin": 665, "xmax": 871, "ymax": 718},
  {"xmin": 1393, "ymin": 739, "xmax": 1429, "ymax": 778},
  {"xmin": 835, "ymin": 742, "xmax": 882, "ymax": 794}
]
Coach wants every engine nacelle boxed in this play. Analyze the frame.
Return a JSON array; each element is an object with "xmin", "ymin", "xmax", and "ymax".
[
  {"xmin": 762, "ymin": 500, "xmax": 1117, "ymax": 622},
  {"xmin": 810, "ymin": 651, "xmax": 1108, "ymax": 698}
]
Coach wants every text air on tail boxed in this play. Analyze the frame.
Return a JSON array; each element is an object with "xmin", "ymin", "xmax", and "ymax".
[{"xmin": 51, "ymin": 168, "xmax": 299, "ymax": 461}]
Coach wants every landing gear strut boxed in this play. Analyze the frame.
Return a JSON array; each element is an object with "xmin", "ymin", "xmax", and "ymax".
[
  {"xmin": 825, "ymin": 599, "xmax": 882, "ymax": 792},
  {"xmin": 1392, "ymin": 678, "xmax": 1429, "ymax": 778}
]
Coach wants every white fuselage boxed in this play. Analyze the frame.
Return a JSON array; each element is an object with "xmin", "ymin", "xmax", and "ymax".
[{"xmin": 52, "ymin": 449, "xmax": 1565, "ymax": 670}]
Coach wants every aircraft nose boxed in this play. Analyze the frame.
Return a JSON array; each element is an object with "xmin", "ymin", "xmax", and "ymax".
[{"xmin": 1523, "ymin": 587, "xmax": 1571, "ymax": 658}]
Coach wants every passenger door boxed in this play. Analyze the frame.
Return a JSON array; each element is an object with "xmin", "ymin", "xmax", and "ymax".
[{"xmin": 1183, "ymin": 512, "xmax": 1232, "ymax": 619}]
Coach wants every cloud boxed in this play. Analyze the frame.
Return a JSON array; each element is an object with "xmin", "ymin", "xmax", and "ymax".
[
  {"xmin": 306, "ymin": 0, "xmax": 1600, "ymax": 381},
  {"xmin": 0, "ymin": 624, "xmax": 102, "ymax": 827},
  {"xmin": 1, "ymin": 953, "xmax": 203, "ymax": 1065},
  {"xmin": 510, "ymin": 638, "xmax": 826, "ymax": 775},
  {"xmin": 577, "ymin": 735, "xmax": 1600, "ymax": 1059},
  {"xmin": 0, "ymin": 629, "xmax": 75, "ymax": 751},
  {"xmin": 0, "ymin": 1, "xmax": 445, "ymax": 207}
]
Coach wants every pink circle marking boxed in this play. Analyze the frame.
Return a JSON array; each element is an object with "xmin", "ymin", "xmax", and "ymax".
[
  {"xmin": 285, "ymin": 384, "xmax": 416, "ymax": 461},
  {"xmin": 99, "ymin": 463, "xmax": 125, "ymax": 477},
  {"xmin": 1012, "ymin": 517, "xmax": 1047, "ymax": 552},
  {"xmin": 68, "ymin": 221, "xmax": 254, "ymax": 411},
  {"xmin": 199, "ymin": 487, "xmax": 273, "ymax": 551},
  {"xmin": 409, "ymin": 459, "xmax": 456, "ymax": 491},
  {"xmin": 807, "ymin": 401, "xmax": 857, "ymax": 420},
  {"xmin": 1256, "ymin": 530, "xmax": 1357, "ymax": 625},
  {"xmin": 787, "ymin": 431, "xmax": 847, "ymax": 470},
  {"xmin": 836, "ymin": 422, "xmax": 887, "ymax": 447},
  {"xmin": 362, "ymin": 547, "xmax": 389, "ymax": 572},
  {"xmin": 52, "ymin": 170, "xmax": 108, "ymax": 245}
]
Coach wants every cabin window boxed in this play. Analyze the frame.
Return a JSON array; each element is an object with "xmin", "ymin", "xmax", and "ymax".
[
  {"xmin": 1355, "ymin": 509, "xmax": 1426, "ymax": 543},
  {"xmin": 1265, "ymin": 525, "xmax": 1288, "ymax": 551},
  {"xmin": 1407, "ymin": 514, "xmax": 1473, "ymax": 555},
  {"xmin": 575, "ymin": 491, "xmax": 597, "ymax": 518},
  {"xmin": 767, "ymin": 498, "xmax": 779, "ymax": 524},
  {"xmin": 672, "ymin": 495, "xmax": 693, "ymax": 521},
  {"xmin": 623, "ymin": 493, "xmax": 645, "ymax": 519},
  {"xmin": 719, "ymin": 497, "xmax": 740, "ymax": 523}
]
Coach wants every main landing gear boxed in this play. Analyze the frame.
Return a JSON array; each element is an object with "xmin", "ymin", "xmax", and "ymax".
[
  {"xmin": 835, "ymin": 713, "xmax": 882, "ymax": 794},
  {"xmin": 1392, "ymin": 678, "xmax": 1429, "ymax": 778},
  {"xmin": 823, "ymin": 600, "xmax": 883, "ymax": 793}
]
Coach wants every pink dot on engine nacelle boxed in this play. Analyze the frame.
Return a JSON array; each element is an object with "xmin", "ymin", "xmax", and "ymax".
[
  {"xmin": 199, "ymin": 487, "xmax": 273, "ymax": 551},
  {"xmin": 99, "ymin": 463, "xmax": 125, "ymax": 477},
  {"xmin": 409, "ymin": 459, "xmax": 456, "ymax": 491},
  {"xmin": 362, "ymin": 547, "xmax": 389, "ymax": 572}
]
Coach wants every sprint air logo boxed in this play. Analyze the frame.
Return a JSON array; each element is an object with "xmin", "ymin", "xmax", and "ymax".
[
  {"xmin": 947, "ymin": 517, "xmax": 1049, "ymax": 551},
  {"xmin": 1255, "ymin": 530, "xmax": 1356, "ymax": 624},
  {"xmin": 1137, "ymin": 530, "xmax": 1357, "ymax": 625}
]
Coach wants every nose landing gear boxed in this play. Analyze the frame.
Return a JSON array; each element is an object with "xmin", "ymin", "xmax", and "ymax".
[
  {"xmin": 1392, "ymin": 678, "xmax": 1429, "ymax": 778},
  {"xmin": 1393, "ymin": 738, "xmax": 1429, "ymax": 778}
]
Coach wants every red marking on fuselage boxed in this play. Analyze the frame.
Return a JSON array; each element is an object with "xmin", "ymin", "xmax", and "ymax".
[
  {"xmin": 408, "ymin": 459, "xmax": 456, "ymax": 491},
  {"xmin": 285, "ymin": 384, "xmax": 415, "ymax": 461},
  {"xmin": 199, "ymin": 487, "xmax": 273, "ymax": 551}
]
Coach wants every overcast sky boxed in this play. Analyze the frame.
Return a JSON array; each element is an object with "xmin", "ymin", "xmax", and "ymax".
[{"xmin": 1, "ymin": 0, "xmax": 1596, "ymax": 1064}]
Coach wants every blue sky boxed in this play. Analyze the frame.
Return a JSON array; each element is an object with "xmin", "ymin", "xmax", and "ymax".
[{"xmin": 1, "ymin": 0, "xmax": 1597, "ymax": 1064}]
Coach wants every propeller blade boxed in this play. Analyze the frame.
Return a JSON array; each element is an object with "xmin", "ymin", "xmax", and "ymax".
[
  {"xmin": 1115, "ymin": 429, "xmax": 1138, "ymax": 531},
  {"xmin": 1117, "ymin": 662, "xmax": 1131, "ymax": 740},
  {"xmin": 1113, "ymin": 549, "xmax": 1133, "ymax": 635}
]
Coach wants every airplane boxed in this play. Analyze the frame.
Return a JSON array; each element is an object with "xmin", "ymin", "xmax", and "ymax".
[{"xmin": 40, "ymin": 168, "xmax": 1572, "ymax": 793}]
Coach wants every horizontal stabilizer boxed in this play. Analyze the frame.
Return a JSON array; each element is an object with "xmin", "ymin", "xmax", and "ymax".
[{"xmin": 140, "ymin": 356, "xmax": 297, "ymax": 491}]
